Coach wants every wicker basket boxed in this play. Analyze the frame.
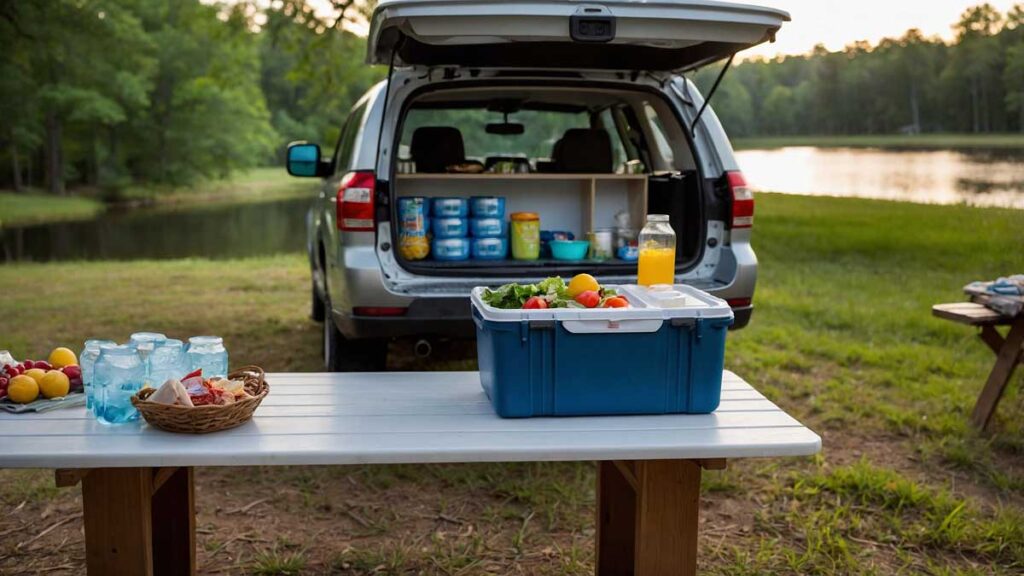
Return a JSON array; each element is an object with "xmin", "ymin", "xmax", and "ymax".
[{"xmin": 131, "ymin": 366, "xmax": 268, "ymax": 434}]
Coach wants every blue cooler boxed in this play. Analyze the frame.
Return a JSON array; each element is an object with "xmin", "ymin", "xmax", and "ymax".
[{"xmin": 471, "ymin": 285, "xmax": 733, "ymax": 418}]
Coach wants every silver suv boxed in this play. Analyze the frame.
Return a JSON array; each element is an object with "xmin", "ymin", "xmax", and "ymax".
[{"xmin": 288, "ymin": 0, "xmax": 788, "ymax": 370}]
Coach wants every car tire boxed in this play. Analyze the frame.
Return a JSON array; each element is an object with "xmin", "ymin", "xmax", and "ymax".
[
  {"xmin": 322, "ymin": 299, "xmax": 388, "ymax": 372},
  {"xmin": 311, "ymin": 277, "xmax": 325, "ymax": 322}
]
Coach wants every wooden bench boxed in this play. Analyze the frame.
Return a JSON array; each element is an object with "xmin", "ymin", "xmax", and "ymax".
[
  {"xmin": 933, "ymin": 302, "xmax": 1024, "ymax": 431},
  {"xmin": 0, "ymin": 371, "xmax": 820, "ymax": 575}
]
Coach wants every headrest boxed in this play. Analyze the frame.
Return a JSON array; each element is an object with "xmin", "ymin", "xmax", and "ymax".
[{"xmin": 410, "ymin": 126, "xmax": 466, "ymax": 173}]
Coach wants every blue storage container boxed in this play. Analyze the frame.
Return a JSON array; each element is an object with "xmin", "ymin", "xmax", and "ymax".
[
  {"xmin": 432, "ymin": 197, "xmax": 469, "ymax": 217},
  {"xmin": 471, "ymin": 285, "xmax": 733, "ymax": 418},
  {"xmin": 432, "ymin": 217, "xmax": 468, "ymax": 238},
  {"xmin": 433, "ymin": 238, "xmax": 471, "ymax": 261},
  {"xmin": 470, "ymin": 196, "xmax": 505, "ymax": 218},
  {"xmin": 469, "ymin": 217, "xmax": 507, "ymax": 238},
  {"xmin": 472, "ymin": 237, "xmax": 508, "ymax": 260}
]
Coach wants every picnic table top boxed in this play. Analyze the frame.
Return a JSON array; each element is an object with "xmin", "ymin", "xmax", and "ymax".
[
  {"xmin": 933, "ymin": 302, "xmax": 1012, "ymax": 326},
  {"xmin": 0, "ymin": 371, "xmax": 820, "ymax": 469}
]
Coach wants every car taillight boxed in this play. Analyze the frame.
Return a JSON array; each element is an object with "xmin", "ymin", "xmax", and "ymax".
[
  {"xmin": 337, "ymin": 171, "xmax": 376, "ymax": 231},
  {"xmin": 727, "ymin": 171, "xmax": 754, "ymax": 229},
  {"xmin": 727, "ymin": 298, "xmax": 752, "ymax": 308},
  {"xmin": 353, "ymin": 307, "xmax": 407, "ymax": 317}
]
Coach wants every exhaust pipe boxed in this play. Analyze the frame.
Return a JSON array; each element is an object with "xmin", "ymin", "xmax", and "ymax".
[{"xmin": 414, "ymin": 339, "xmax": 433, "ymax": 359}]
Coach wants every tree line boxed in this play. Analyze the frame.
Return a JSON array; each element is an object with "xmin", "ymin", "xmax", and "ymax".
[
  {"xmin": 0, "ymin": 0, "xmax": 382, "ymax": 195},
  {"xmin": 2, "ymin": 1, "xmax": 1022, "ymax": 196},
  {"xmin": 695, "ymin": 3, "xmax": 1024, "ymax": 137}
]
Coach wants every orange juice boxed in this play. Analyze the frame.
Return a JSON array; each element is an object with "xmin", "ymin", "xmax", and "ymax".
[{"xmin": 638, "ymin": 247, "xmax": 676, "ymax": 286}]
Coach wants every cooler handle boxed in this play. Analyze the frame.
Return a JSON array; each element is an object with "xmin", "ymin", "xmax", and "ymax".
[{"xmin": 560, "ymin": 319, "xmax": 664, "ymax": 334}]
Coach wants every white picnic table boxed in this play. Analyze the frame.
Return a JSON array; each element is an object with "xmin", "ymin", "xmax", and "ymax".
[{"xmin": 0, "ymin": 370, "xmax": 819, "ymax": 575}]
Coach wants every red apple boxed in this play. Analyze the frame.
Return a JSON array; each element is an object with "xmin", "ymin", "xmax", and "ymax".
[
  {"xmin": 62, "ymin": 365, "xmax": 82, "ymax": 379},
  {"xmin": 34, "ymin": 360, "xmax": 52, "ymax": 371}
]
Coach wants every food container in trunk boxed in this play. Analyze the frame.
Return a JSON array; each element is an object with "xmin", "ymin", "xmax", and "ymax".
[
  {"xmin": 470, "ymin": 196, "xmax": 506, "ymax": 218},
  {"xmin": 469, "ymin": 217, "xmax": 507, "ymax": 238},
  {"xmin": 471, "ymin": 237, "xmax": 508, "ymax": 260},
  {"xmin": 432, "ymin": 197, "xmax": 469, "ymax": 217},
  {"xmin": 433, "ymin": 238, "xmax": 471, "ymax": 261},
  {"xmin": 432, "ymin": 217, "xmax": 468, "ymax": 238},
  {"xmin": 472, "ymin": 284, "xmax": 733, "ymax": 418}
]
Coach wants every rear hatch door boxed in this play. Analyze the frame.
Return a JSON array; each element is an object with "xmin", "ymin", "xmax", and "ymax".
[{"xmin": 368, "ymin": 0, "xmax": 789, "ymax": 71}]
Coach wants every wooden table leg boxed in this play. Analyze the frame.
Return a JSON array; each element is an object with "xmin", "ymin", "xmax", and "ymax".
[
  {"xmin": 76, "ymin": 466, "xmax": 196, "ymax": 576},
  {"xmin": 151, "ymin": 467, "xmax": 196, "ymax": 576},
  {"xmin": 596, "ymin": 459, "xmax": 709, "ymax": 576},
  {"xmin": 971, "ymin": 319, "xmax": 1024, "ymax": 432}
]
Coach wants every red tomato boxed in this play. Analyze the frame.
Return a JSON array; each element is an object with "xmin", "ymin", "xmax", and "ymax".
[
  {"xmin": 602, "ymin": 296, "xmax": 629, "ymax": 308},
  {"xmin": 523, "ymin": 296, "xmax": 549, "ymax": 309},
  {"xmin": 575, "ymin": 290, "xmax": 601, "ymax": 308}
]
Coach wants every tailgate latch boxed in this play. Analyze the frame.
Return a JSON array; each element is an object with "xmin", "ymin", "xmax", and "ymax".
[{"xmin": 570, "ymin": 7, "xmax": 615, "ymax": 43}]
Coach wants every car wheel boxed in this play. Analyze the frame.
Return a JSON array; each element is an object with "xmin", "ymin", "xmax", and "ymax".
[
  {"xmin": 310, "ymin": 276, "xmax": 325, "ymax": 322},
  {"xmin": 322, "ymin": 299, "xmax": 388, "ymax": 372}
]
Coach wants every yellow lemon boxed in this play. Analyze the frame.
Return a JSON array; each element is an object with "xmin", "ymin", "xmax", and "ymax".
[
  {"xmin": 8, "ymin": 375, "xmax": 39, "ymax": 404},
  {"xmin": 23, "ymin": 368, "xmax": 47, "ymax": 385},
  {"xmin": 567, "ymin": 273, "xmax": 599, "ymax": 297},
  {"xmin": 48, "ymin": 347, "xmax": 78, "ymax": 368},
  {"xmin": 39, "ymin": 370, "xmax": 70, "ymax": 399}
]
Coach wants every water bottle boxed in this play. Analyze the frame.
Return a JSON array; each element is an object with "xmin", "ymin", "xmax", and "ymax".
[
  {"xmin": 93, "ymin": 344, "xmax": 145, "ymax": 425},
  {"xmin": 187, "ymin": 336, "xmax": 228, "ymax": 379},
  {"xmin": 80, "ymin": 339, "xmax": 116, "ymax": 411}
]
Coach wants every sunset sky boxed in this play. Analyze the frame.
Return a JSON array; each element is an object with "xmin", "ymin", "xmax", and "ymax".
[{"xmin": 743, "ymin": 0, "xmax": 1021, "ymax": 58}]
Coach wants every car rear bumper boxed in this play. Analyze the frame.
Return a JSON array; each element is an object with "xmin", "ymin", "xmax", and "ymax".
[{"xmin": 335, "ymin": 298, "xmax": 753, "ymax": 339}]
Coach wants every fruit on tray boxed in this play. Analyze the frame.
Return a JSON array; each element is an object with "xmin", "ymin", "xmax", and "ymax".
[
  {"xmin": 1, "ymin": 347, "xmax": 83, "ymax": 401},
  {"xmin": 602, "ymin": 296, "xmax": 629, "ymax": 308},
  {"xmin": 567, "ymin": 273, "xmax": 599, "ymax": 298},
  {"xmin": 8, "ymin": 375, "xmax": 40, "ymax": 404},
  {"xmin": 482, "ymin": 274, "xmax": 628, "ymax": 310},
  {"xmin": 574, "ymin": 290, "xmax": 601, "ymax": 309},
  {"xmin": 48, "ymin": 347, "xmax": 78, "ymax": 369},
  {"xmin": 39, "ymin": 370, "xmax": 70, "ymax": 399}
]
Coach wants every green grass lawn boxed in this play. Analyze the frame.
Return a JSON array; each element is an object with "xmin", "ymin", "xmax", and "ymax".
[
  {"xmin": 734, "ymin": 133, "xmax": 1024, "ymax": 151},
  {"xmin": 1, "ymin": 195, "xmax": 1023, "ymax": 574},
  {"xmin": 0, "ymin": 191, "xmax": 105, "ymax": 227}
]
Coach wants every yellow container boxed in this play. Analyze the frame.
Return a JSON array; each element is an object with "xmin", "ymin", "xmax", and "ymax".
[
  {"xmin": 510, "ymin": 212, "xmax": 540, "ymax": 260},
  {"xmin": 638, "ymin": 247, "xmax": 676, "ymax": 286}
]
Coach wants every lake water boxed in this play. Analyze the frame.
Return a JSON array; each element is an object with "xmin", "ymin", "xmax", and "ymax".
[
  {"xmin": 1, "ymin": 197, "xmax": 310, "ymax": 262},
  {"xmin": 2, "ymin": 146, "xmax": 1022, "ymax": 262},
  {"xmin": 735, "ymin": 147, "xmax": 1024, "ymax": 209}
]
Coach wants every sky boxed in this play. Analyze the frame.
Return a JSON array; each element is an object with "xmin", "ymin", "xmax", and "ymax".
[{"xmin": 743, "ymin": 0, "xmax": 1021, "ymax": 59}]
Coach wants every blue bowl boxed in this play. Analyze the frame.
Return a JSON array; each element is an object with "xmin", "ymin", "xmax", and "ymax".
[
  {"xmin": 432, "ymin": 217, "xmax": 468, "ymax": 239},
  {"xmin": 470, "ymin": 196, "xmax": 505, "ymax": 218},
  {"xmin": 470, "ymin": 217, "xmax": 507, "ymax": 238},
  {"xmin": 432, "ymin": 197, "xmax": 469, "ymax": 217},
  {"xmin": 432, "ymin": 238, "xmax": 471, "ymax": 261},
  {"xmin": 550, "ymin": 240, "xmax": 590, "ymax": 261},
  {"xmin": 472, "ymin": 237, "xmax": 508, "ymax": 260}
]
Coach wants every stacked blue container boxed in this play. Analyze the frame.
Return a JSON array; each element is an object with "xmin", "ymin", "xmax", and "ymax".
[
  {"xmin": 431, "ymin": 198, "xmax": 470, "ymax": 260},
  {"xmin": 469, "ymin": 196, "xmax": 508, "ymax": 260}
]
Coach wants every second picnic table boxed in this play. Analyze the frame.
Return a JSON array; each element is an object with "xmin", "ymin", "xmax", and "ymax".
[{"xmin": 0, "ymin": 370, "xmax": 820, "ymax": 575}]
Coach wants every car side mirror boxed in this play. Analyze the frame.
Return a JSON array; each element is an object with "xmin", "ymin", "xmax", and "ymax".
[{"xmin": 286, "ymin": 142, "xmax": 324, "ymax": 177}]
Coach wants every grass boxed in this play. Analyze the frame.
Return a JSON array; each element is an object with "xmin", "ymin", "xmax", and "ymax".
[
  {"xmin": 0, "ymin": 167, "xmax": 313, "ymax": 228},
  {"xmin": 733, "ymin": 133, "xmax": 1024, "ymax": 151},
  {"xmin": 0, "ymin": 191, "xmax": 105, "ymax": 227},
  {"xmin": 1, "ymin": 194, "xmax": 1023, "ymax": 573}
]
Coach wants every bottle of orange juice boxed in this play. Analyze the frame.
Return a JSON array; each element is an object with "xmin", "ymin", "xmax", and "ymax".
[{"xmin": 637, "ymin": 214, "xmax": 676, "ymax": 286}]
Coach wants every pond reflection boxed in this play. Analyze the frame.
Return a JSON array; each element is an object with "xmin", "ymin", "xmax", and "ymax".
[{"xmin": 735, "ymin": 147, "xmax": 1024, "ymax": 209}]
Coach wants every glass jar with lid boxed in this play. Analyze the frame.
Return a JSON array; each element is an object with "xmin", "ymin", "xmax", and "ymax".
[
  {"xmin": 637, "ymin": 214, "xmax": 676, "ymax": 286},
  {"xmin": 93, "ymin": 344, "xmax": 145, "ymax": 424},
  {"xmin": 187, "ymin": 336, "xmax": 228, "ymax": 379}
]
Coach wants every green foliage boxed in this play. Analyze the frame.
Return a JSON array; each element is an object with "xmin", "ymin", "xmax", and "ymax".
[{"xmin": 696, "ymin": 3, "xmax": 1024, "ymax": 137}]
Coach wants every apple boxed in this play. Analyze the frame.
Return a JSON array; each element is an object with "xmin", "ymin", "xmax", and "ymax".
[
  {"xmin": 34, "ymin": 361, "xmax": 52, "ymax": 371},
  {"xmin": 61, "ymin": 365, "xmax": 82, "ymax": 379}
]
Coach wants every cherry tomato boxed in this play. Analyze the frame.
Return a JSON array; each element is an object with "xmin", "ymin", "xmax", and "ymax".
[
  {"xmin": 602, "ymin": 296, "xmax": 629, "ymax": 308},
  {"xmin": 574, "ymin": 290, "xmax": 601, "ymax": 308},
  {"xmin": 523, "ymin": 296, "xmax": 549, "ymax": 310}
]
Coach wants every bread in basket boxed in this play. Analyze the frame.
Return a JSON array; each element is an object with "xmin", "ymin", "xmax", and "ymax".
[{"xmin": 131, "ymin": 366, "xmax": 268, "ymax": 434}]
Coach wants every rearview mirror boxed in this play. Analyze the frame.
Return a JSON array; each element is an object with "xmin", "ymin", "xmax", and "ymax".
[
  {"xmin": 485, "ymin": 123, "xmax": 525, "ymax": 136},
  {"xmin": 286, "ymin": 142, "xmax": 322, "ymax": 177}
]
